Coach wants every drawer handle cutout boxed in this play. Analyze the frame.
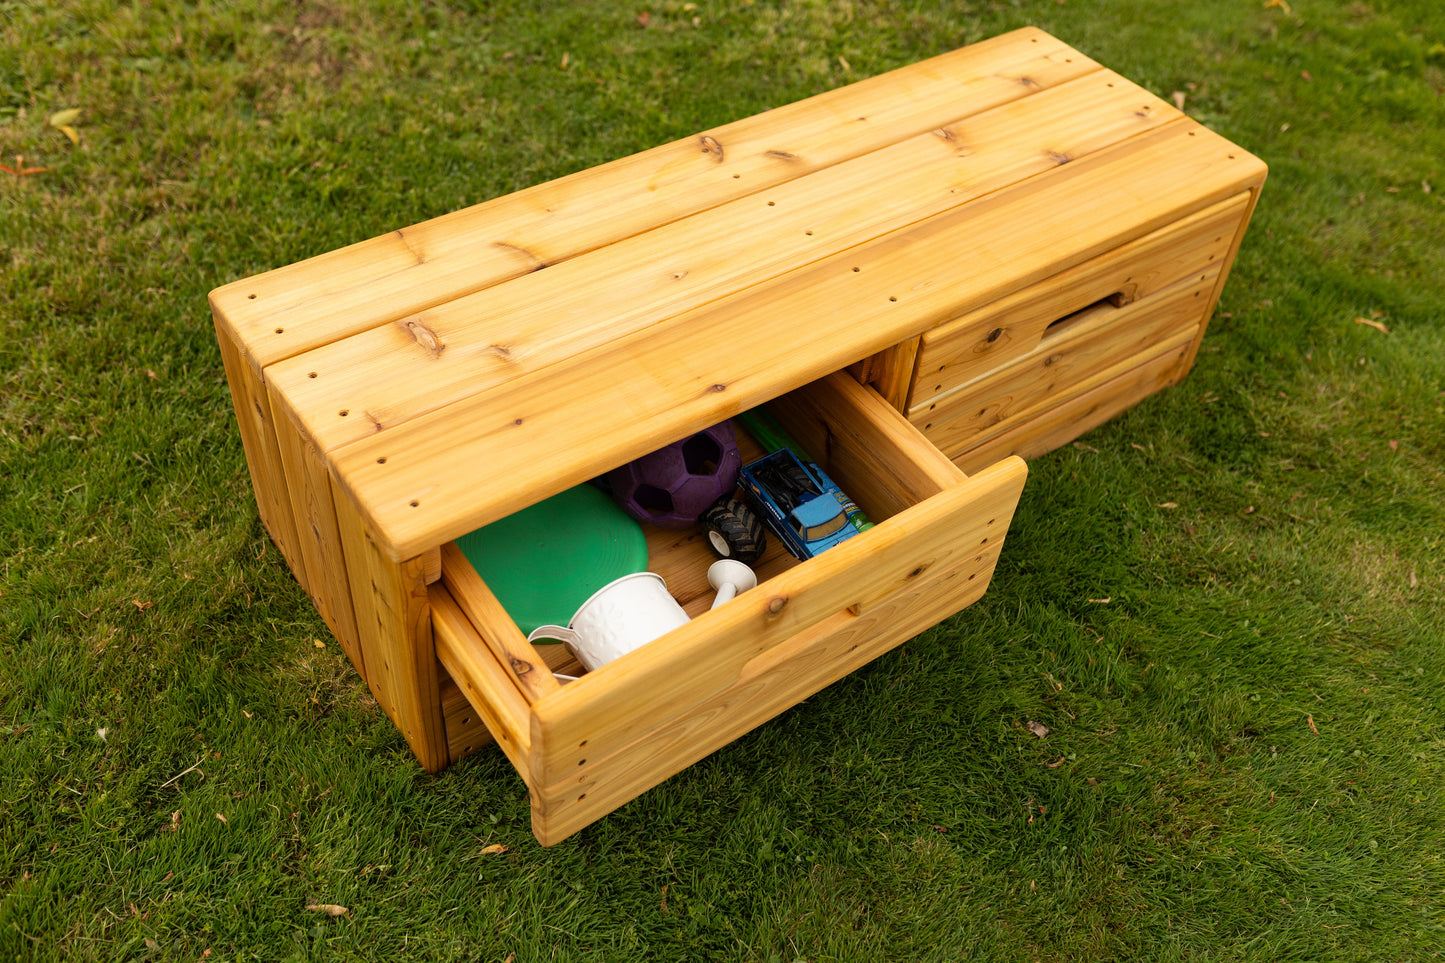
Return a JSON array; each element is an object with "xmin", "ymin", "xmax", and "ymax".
[{"xmin": 1039, "ymin": 291, "xmax": 1126, "ymax": 346}]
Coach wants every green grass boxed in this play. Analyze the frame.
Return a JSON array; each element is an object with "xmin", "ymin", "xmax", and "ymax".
[{"xmin": 3, "ymin": 0, "xmax": 1444, "ymax": 959}]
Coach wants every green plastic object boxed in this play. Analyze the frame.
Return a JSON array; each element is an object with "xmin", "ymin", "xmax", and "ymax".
[{"xmin": 453, "ymin": 484, "xmax": 648, "ymax": 637}]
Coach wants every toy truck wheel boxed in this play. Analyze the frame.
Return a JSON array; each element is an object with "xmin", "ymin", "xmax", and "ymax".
[{"xmin": 702, "ymin": 496, "xmax": 767, "ymax": 564}]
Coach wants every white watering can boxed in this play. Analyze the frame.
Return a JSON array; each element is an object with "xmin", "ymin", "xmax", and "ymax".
[{"xmin": 527, "ymin": 562, "xmax": 757, "ymax": 673}]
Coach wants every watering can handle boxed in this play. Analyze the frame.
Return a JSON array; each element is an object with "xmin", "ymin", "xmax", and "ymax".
[{"xmin": 527, "ymin": 625, "xmax": 582, "ymax": 647}]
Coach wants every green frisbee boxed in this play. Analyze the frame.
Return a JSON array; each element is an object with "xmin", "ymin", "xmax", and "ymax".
[{"xmin": 453, "ymin": 484, "xmax": 648, "ymax": 637}]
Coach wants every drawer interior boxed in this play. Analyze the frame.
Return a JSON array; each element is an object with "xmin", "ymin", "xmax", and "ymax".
[{"xmin": 438, "ymin": 371, "xmax": 968, "ymax": 697}]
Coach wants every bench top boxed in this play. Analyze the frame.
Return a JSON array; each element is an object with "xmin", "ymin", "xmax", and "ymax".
[{"xmin": 211, "ymin": 27, "xmax": 1265, "ymax": 561}]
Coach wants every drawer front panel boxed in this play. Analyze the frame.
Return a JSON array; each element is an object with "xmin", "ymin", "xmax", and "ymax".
[
  {"xmin": 912, "ymin": 265, "xmax": 1217, "ymax": 458},
  {"xmin": 529, "ymin": 537, "xmax": 1007, "ymax": 845},
  {"xmin": 949, "ymin": 335, "xmax": 1197, "ymax": 474},
  {"xmin": 910, "ymin": 192, "xmax": 1249, "ymax": 409}
]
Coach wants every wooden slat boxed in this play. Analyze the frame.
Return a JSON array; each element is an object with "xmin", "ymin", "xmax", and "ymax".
[
  {"xmin": 267, "ymin": 69, "xmax": 1177, "ymax": 453},
  {"xmin": 438, "ymin": 542, "xmax": 561, "ymax": 704},
  {"xmin": 331, "ymin": 482, "xmax": 448, "ymax": 772},
  {"xmin": 436, "ymin": 662, "xmax": 497, "ymax": 765},
  {"xmin": 916, "ymin": 271, "xmax": 1216, "ymax": 455},
  {"xmin": 266, "ymin": 386, "xmax": 362, "ymax": 667},
  {"xmin": 431, "ymin": 584, "xmax": 533, "ymax": 779},
  {"xmin": 210, "ymin": 27, "xmax": 1098, "ymax": 371},
  {"xmin": 529, "ymin": 456, "xmax": 1027, "ymax": 791},
  {"xmin": 908, "ymin": 191, "xmax": 1251, "ymax": 410},
  {"xmin": 530, "ymin": 525, "xmax": 1014, "ymax": 845},
  {"xmin": 212, "ymin": 312, "xmax": 309, "ymax": 587},
  {"xmin": 331, "ymin": 120, "xmax": 1264, "ymax": 561},
  {"xmin": 951, "ymin": 336, "xmax": 1199, "ymax": 474}
]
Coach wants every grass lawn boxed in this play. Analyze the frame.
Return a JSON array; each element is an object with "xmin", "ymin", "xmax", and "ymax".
[{"xmin": 3, "ymin": 0, "xmax": 1443, "ymax": 959}]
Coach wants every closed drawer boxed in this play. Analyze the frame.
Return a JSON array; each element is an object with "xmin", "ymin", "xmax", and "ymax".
[
  {"xmin": 908, "ymin": 191, "xmax": 1251, "ymax": 411},
  {"xmin": 911, "ymin": 264, "xmax": 1217, "ymax": 460},
  {"xmin": 430, "ymin": 371, "xmax": 1028, "ymax": 844}
]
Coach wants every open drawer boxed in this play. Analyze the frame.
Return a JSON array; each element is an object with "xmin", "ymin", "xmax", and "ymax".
[{"xmin": 429, "ymin": 371, "xmax": 1027, "ymax": 845}]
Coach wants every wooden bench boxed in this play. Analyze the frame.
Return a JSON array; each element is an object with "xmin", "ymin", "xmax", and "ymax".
[{"xmin": 210, "ymin": 27, "xmax": 1265, "ymax": 845}]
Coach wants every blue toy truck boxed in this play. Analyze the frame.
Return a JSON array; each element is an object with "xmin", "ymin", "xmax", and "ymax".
[{"xmin": 736, "ymin": 447, "xmax": 864, "ymax": 560}]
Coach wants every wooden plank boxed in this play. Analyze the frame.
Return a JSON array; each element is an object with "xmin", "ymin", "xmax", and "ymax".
[
  {"xmin": 331, "ymin": 482, "xmax": 448, "ymax": 772},
  {"xmin": 530, "ymin": 535, "xmax": 1010, "ymax": 845},
  {"xmin": 431, "ymin": 585, "xmax": 532, "ymax": 779},
  {"xmin": 438, "ymin": 542, "xmax": 561, "ymax": 704},
  {"xmin": 909, "ymin": 191, "xmax": 1251, "ymax": 409},
  {"xmin": 210, "ymin": 27, "xmax": 1099, "ymax": 370},
  {"xmin": 211, "ymin": 312, "xmax": 310, "ymax": 588},
  {"xmin": 436, "ymin": 662, "xmax": 497, "ymax": 765},
  {"xmin": 1176, "ymin": 185, "xmax": 1266, "ymax": 376},
  {"xmin": 529, "ymin": 455, "xmax": 1027, "ymax": 792},
  {"xmin": 266, "ymin": 385, "xmax": 362, "ymax": 669},
  {"xmin": 269, "ymin": 68, "xmax": 1179, "ymax": 454},
  {"xmin": 853, "ymin": 336, "xmax": 922, "ymax": 413},
  {"xmin": 951, "ymin": 331, "xmax": 1200, "ymax": 474},
  {"xmin": 330, "ymin": 120, "xmax": 1264, "ymax": 561},
  {"xmin": 916, "ymin": 271, "xmax": 1216, "ymax": 455}
]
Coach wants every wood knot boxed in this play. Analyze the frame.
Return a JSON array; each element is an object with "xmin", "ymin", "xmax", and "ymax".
[
  {"xmin": 401, "ymin": 319, "xmax": 445, "ymax": 357},
  {"xmin": 699, "ymin": 135, "xmax": 724, "ymax": 162},
  {"xmin": 985, "ymin": 327, "xmax": 1003, "ymax": 344},
  {"xmin": 1047, "ymin": 150, "xmax": 1073, "ymax": 166},
  {"xmin": 492, "ymin": 241, "xmax": 545, "ymax": 272},
  {"xmin": 509, "ymin": 657, "xmax": 534, "ymax": 676},
  {"xmin": 765, "ymin": 149, "xmax": 798, "ymax": 160},
  {"xmin": 767, "ymin": 596, "xmax": 788, "ymax": 616},
  {"xmin": 708, "ymin": 383, "xmax": 727, "ymax": 394},
  {"xmin": 906, "ymin": 563, "xmax": 930, "ymax": 580}
]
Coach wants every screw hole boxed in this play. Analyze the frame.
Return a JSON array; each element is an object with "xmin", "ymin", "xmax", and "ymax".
[
  {"xmin": 308, "ymin": 371, "xmax": 318, "ymax": 379},
  {"xmin": 804, "ymin": 230, "xmax": 813, "ymax": 236},
  {"xmin": 889, "ymin": 296, "xmax": 897, "ymax": 302},
  {"xmin": 248, "ymin": 293, "xmax": 257, "ymax": 299},
  {"xmin": 767, "ymin": 200, "xmax": 775, "ymax": 206},
  {"xmin": 409, "ymin": 500, "xmax": 419, "ymax": 508},
  {"xmin": 852, "ymin": 266, "xmax": 861, "ymax": 273},
  {"xmin": 339, "ymin": 409, "xmax": 349, "ymax": 417},
  {"xmin": 274, "ymin": 327, "xmax": 284, "ymax": 334},
  {"xmin": 376, "ymin": 457, "xmax": 387, "ymax": 464}
]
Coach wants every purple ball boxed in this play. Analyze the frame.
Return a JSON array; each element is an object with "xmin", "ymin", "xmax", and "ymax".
[{"xmin": 607, "ymin": 421, "xmax": 741, "ymax": 529}]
